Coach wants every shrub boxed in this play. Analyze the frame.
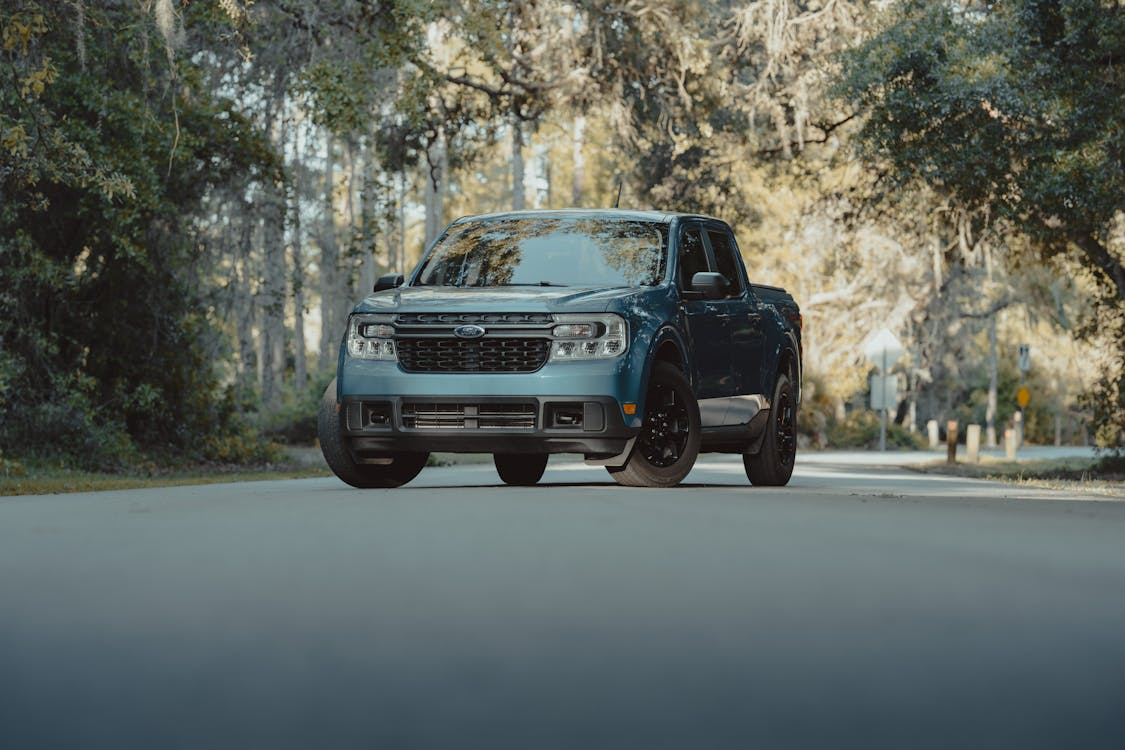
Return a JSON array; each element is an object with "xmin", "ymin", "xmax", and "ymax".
[
  {"xmin": 201, "ymin": 427, "xmax": 284, "ymax": 465},
  {"xmin": 795, "ymin": 372, "xmax": 835, "ymax": 449},
  {"xmin": 0, "ymin": 449, "xmax": 25, "ymax": 478},
  {"xmin": 826, "ymin": 410, "xmax": 925, "ymax": 450},
  {"xmin": 259, "ymin": 369, "xmax": 336, "ymax": 445}
]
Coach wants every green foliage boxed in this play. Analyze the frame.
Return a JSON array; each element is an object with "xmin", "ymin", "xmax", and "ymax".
[
  {"xmin": 826, "ymin": 410, "xmax": 927, "ymax": 451},
  {"xmin": 259, "ymin": 368, "xmax": 337, "ymax": 445},
  {"xmin": 0, "ymin": 449, "xmax": 25, "ymax": 478},
  {"xmin": 289, "ymin": 0, "xmax": 431, "ymax": 135},
  {"xmin": 0, "ymin": 2, "xmax": 276, "ymax": 469},
  {"xmin": 837, "ymin": 0, "xmax": 1125, "ymax": 449},
  {"xmin": 1080, "ymin": 306, "xmax": 1125, "ymax": 454},
  {"xmin": 839, "ymin": 1, "xmax": 1124, "ymax": 246},
  {"xmin": 795, "ymin": 372, "xmax": 835, "ymax": 449},
  {"xmin": 1094, "ymin": 453, "xmax": 1125, "ymax": 476},
  {"xmin": 202, "ymin": 428, "xmax": 285, "ymax": 465}
]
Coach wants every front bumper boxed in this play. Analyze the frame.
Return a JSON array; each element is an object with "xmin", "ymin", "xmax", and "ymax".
[
  {"xmin": 340, "ymin": 394, "xmax": 637, "ymax": 457},
  {"xmin": 336, "ymin": 343, "xmax": 649, "ymax": 458}
]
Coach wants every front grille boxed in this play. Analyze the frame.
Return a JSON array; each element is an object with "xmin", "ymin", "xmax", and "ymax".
[
  {"xmin": 395, "ymin": 312, "xmax": 554, "ymax": 326},
  {"xmin": 401, "ymin": 402, "xmax": 537, "ymax": 430},
  {"xmin": 397, "ymin": 337, "xmax": 549, "ymax": 373}
]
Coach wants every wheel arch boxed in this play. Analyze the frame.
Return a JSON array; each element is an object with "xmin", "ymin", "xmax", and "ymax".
[
  {"xmin": 776, "ymin": 332, "xmax": 802, "ymax": 405},
  {"xmin": 643, "ymin": 325, "xmax": 692, "ymax": 391}
]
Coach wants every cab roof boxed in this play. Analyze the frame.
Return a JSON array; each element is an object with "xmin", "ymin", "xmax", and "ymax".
[{"xmin": 449, "ymin": 208, "xmax": 721, "ymax": 225}]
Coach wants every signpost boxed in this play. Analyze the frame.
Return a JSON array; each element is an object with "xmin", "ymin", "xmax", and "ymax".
[
  {"xmin": 1016, "ymin": 344, "xmax": 1030, "ymax": 448},
  {"xmin": 864, "ymin": 329, "xmax": 906, "ymax": 452}
]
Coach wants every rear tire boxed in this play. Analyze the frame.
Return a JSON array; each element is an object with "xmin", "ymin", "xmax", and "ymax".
[
  {"xmin": 318, "ymin": 380, "xmax": 428, "ymax": 488},
  {"xmin": 494, "ymin": 453, "xmax": 548, "ymax": 485},
  {"xmin": 745, "ymin": 370, "xmax": 797, "ymax": 487},
  {"xmin": 608, "ymin": 362, "xmax": 701, "ymax": 487}
]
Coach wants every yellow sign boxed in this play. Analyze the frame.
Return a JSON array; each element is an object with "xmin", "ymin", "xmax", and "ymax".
[{"xmin": 1017, "ymin": 386, "xmax": 1030, "ymax": 408}]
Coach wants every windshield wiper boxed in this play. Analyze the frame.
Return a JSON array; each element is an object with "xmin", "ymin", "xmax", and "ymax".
[{"xmin": 497, "ymin": 281, "xmax": 570, "ymax": 287}]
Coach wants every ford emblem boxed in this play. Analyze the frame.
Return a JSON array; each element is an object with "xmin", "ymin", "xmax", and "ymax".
[{"xmin": 454, "ymin": 324, "xmax": 487, "ymax": 339}]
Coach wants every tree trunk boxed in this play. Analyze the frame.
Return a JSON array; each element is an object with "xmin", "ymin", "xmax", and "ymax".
[
  {"xmin": 260, "ymin": 195, "xmax": 286, "ymax": 410},
  {"xmin": 423, "ymin": 130, "xmax": 446, "ymax": 248},
  {"xmin": 1075, "ymin": 232, "xmax": 1125, "ymax": 304},
  {"xmin": 512, "ymin": 116, "xmax": 525, "ymax": 210},
  {"xmin": 291, "ymin": 109, "xmax": 307, "ymax": 392},
  {"xmin": 358, "ymin": 143, "xmax": 378, "ymax": 295},
  {"xmin": 572, "ymin": 115, "xmax": 585, "ymax": 207},
  {"xmin": 234, "ymin": 211, "xmax": 257, "ymax": 406},
  {"xmin": 319, "ymin": 131, "xmax": 341, "ymax": 371},
  {"xmin": 986, "ymin": 312, "xmax": 998, "ymax": 447},
  {"xmin": 397, "ymin": 171, "xmax": 407, "ymax": 274},
  {"xmin": 931, "ymin": 236, "xmax": 943, "ymax": 293},
  {"xmin": 260, "ymin": 96, "xmax": 288, "ymax": 410}
]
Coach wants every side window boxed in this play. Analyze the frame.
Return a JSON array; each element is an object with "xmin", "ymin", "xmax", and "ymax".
[
  {"xmin": 678, "ymin": 228, "xmax": 709, "ymax": 288},
  {"xmin": 707, "ymin": 229, "xmax": 744, "ymax": 296}
]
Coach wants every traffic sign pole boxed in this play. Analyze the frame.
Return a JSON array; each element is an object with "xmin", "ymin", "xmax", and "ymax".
[
  {"xmin": 1016, "ymin": 345, "xmax": 1030, "ymax": 449},
  {"xmin": 880, "ymin": 349, "xmax": 887, "ymax": 451},
  {"xmin": 864, "ymin": 329, "xmax": 906, "ymax": 453}
]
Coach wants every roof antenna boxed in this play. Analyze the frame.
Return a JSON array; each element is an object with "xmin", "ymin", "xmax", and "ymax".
[{"xmin": 613, "ymin": 178, "xmax": 623, "ymax": 209}]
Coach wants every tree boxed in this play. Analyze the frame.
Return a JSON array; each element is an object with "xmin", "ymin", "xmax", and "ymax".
[
  {"xmin": 0, "ymin": 1, "xmax": 275, "ymax": 466},
  {"xmin": 837, "ymin": 0, "xmax": 1125, "ymax": 448}
]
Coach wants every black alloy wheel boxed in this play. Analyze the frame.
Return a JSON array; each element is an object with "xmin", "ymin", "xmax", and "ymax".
[
  {"xmin": 745, "ymin": 370, "xmax": 797, "ymax": 486},
  {"xmin": 773, "ymin": 386, "xmax": 797, "ymax": 469},
  {"xmin": 639, "ymin": 380, "xmax": 691, "ymax": 468},
  {"xmin": 608, "ymin": 362, "xmax": 701, "ymax": 487}
]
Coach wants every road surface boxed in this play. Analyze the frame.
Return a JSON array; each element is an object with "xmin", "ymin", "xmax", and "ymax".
[{"xmin": 2, "ymin": 453, "xmax": 1124, "ymax": 748}]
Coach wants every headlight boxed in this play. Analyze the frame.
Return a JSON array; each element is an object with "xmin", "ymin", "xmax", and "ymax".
[
  {"xmin": 549, "ymin": 314, "xmax": 627, "ymax": 361},
  {"xmin": 346, "ymin": 314, "xmax": 397, "ymax": 360}
]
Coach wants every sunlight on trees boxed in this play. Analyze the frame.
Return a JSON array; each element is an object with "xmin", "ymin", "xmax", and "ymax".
[{"xmin": 1, "ymin": 0, "xmax": 1120, "ymax": 467}]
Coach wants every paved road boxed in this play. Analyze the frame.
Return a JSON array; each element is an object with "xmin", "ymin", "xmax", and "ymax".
[{"xmin": 2, "ymin": 455, "xmax": 1124, "ymax": 748}]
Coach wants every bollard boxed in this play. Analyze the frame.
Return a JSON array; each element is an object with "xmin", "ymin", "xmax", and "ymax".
[
  {"xmin": 946, "ymin": 420, "xmax": 959, "ymax": 465},
  {"xmin": 1005, "ymin": 428, "xmax": 1017, "ymax": 460},
  {"xmin": 966, "ymin": 424, "xmax": 981, "ymax": 464},
  {"xmin": 927, "ymin": 419, "xmax": 939, "ymax": 450},
  {"xmin": 1014, "ymin": 411, "xmax": 1024, "ymax": 448}
]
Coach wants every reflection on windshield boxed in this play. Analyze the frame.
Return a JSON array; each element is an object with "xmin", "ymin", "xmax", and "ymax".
[{"xmin": 414, "ymin": 217, "xmax": 668, "ymax": 288}]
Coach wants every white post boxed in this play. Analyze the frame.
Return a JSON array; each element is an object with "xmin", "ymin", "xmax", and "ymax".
[{"xmin": 966, "ymin": 424, "xmax": 981, "ymax": 464}]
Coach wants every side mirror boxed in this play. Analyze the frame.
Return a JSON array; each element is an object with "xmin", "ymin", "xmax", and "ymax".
[
  {"xmin": 690, "ymin": 272, "xmax": 729, "ymax": 300},
  {"xmin": 374, "ymin": 274, "xmax": 404, "ymax": 293}
]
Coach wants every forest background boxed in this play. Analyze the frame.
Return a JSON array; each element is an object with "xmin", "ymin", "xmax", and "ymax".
[{"xmin": 1, "ymin": 0, "xmax": 1122, "ymax": 472}]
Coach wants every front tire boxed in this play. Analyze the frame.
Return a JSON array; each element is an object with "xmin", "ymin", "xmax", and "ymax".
[
  {"xmin": 744, "ymin": 370, "xmax": 797, "ymax": 486},
  {"xmin": 494, "ymin": 453, "xmax": 548, "ymax": 485},
  {"xmin": 318, "ymin": 380, "xmax": 428, "ymax": 488},
  {"xmin": 608, "ymin": 362, "xmax": 701, "ymax": 487}
]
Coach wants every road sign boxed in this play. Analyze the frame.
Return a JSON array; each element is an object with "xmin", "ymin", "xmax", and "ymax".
[
  {"xmin": 863, "ymin": 329, "xmax": 906, "ymax": 372},
  {"xmin": 1018, "ymin": 344, "xmax": 1030, "ymax": 372},
  {"xmin": 870, "ymin": 374, "xmax": 898, "ymax": 410},
  {"xmin": 1017, "ymin": 386, "xmax": 1030, "ymax": 408}
]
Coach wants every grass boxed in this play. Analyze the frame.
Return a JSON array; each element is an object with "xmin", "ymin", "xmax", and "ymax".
[
  {"xmin": 0, "ymin": 446, "xmax": 331, "ymax": 497},
  {"xmin": 0, "ymin": 448, "xmax": 500, "ymax": 496},
  {"xmin": 914, "ymin": 455, "xmax": 1125, "ymax": 498}
]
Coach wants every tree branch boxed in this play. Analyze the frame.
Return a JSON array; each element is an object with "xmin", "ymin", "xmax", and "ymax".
[
  {"xmin": 752, "ymin": 112, "xmax": 859, "ymax": 157},
  {"xmin": 1074, "ymin": 232, "xmax": 1125, "ymax": 304}
]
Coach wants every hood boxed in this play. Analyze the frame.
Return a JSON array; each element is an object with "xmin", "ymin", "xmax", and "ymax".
[{"xmin": 354, "ymin": 285, "xmax": 659, "ymax": 315}]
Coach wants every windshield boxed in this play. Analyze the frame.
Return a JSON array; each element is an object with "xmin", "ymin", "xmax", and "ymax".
[{"xmin": 413, "ymin": 217, "xmax": 668, "ymax": 288}]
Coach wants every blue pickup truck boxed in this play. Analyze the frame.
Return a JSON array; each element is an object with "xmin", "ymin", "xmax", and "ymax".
[{"xmin": 318, "ymin": 209, "xmax": 802, "ymax": 489}]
